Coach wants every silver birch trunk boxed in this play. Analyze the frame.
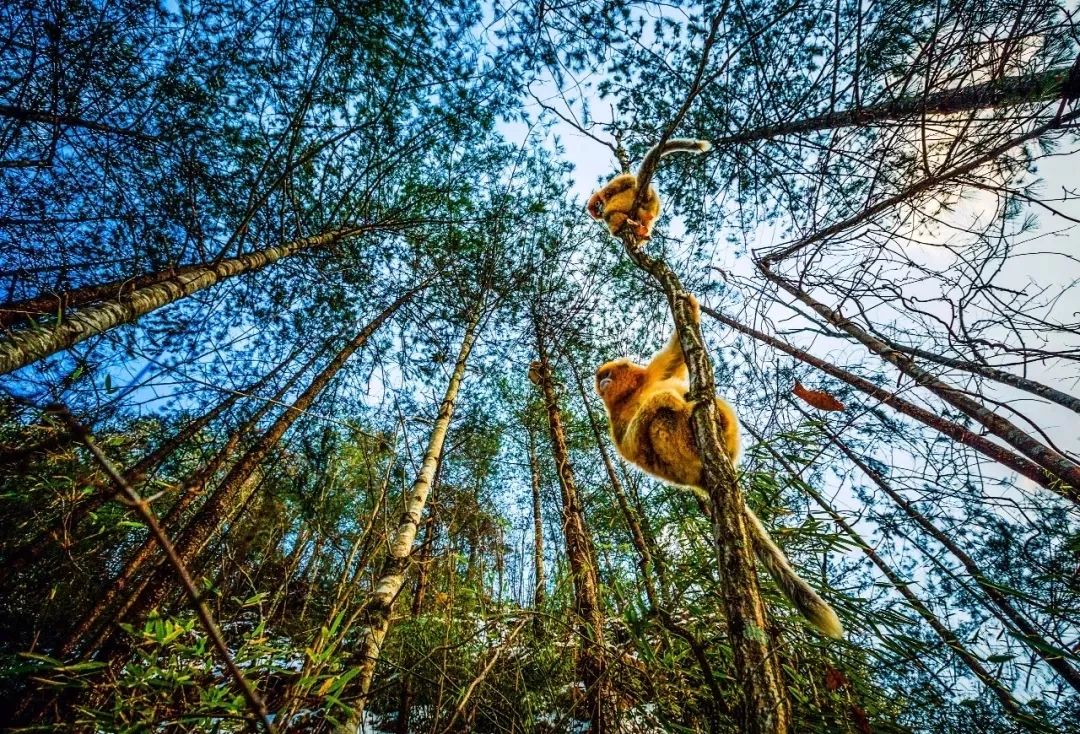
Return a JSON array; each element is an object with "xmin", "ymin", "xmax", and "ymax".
[
  {"xmin": 337, "ymin": 305, "xmax": 483, "ymax": 733},
  {"xmin": 0, "ymin": 227, "xmax": 356, "ymax": 375}
]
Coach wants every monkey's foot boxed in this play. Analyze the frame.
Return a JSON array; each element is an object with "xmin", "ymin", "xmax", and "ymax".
[{"xmin": 626, "ymin": 218, "xmax": 651, "ymax": 240}]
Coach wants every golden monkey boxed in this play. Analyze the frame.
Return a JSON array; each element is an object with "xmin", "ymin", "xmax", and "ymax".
[
  {"xmin": 587, "ymin": 138, "xmax": 712, "ymax": 239},
  {"xmin": 595, "ymin": 295, "xmax": 843, "ymax": 638}
]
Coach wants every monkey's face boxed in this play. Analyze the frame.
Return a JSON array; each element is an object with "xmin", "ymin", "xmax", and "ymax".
[
  {"xmin": 595, "ymin": 359, "xmax": 645, "ymax": 411},
  {"xmin": 587, "ymin": 190, "xmax": 605, "ymax": 219}
]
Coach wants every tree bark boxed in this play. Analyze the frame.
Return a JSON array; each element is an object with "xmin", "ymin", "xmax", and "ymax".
[
  {"xmin": 396, "ymin": 509, "xmax": 438, "ymax": 734},
  {"xmin": 566, "ymin": 355, "xmax": 660, "ymax": 604},
  {"xmin": 337, "ymin": 303, "xmax": 484, "ymax": 733},
  {"xmin": 870, "ymin": 335, "xmax": 1080, "ymax": 416},
  {"xmin": 567, "ymin": 353, "xmax": 727, "ymax": 730},
  {"xmin": 64, "ymin": 346, "xmax": 324, "ymax": 658},
  {"xmin": 533, "ymin": 319, "xmax": 611, "ymax": 733},
  {"xmin": 0, "ymin": 227, "xmax": 359, "ymax": 375},
  {"xmin": 712, "ymin": 67, "xmax": 1075, "ymax": 149},
  {"xmin": 526, "ymin": 426, "xmax": 547, "ymax": 608},
  {"xmin": 617, "ymin": 247, "xmax": 789, "ymax": 734},
  {"xmin": 0, "ymin": 104, "xmax": 160, "ymax": 142},
  {"xmin": 0, "ymin": 264, "xmax": 202, "ymax": 329}
]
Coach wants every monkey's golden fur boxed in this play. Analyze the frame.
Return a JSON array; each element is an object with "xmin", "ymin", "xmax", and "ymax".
[
  {"xmin": 595, "ymin": 296, "xmax": 843, "ymax": 638},
  {"xmin": 587, "ymin": 174, "xmax": 661, "ymax": 239},
  {"xmin": 587, "ymin": 138, "xmax": 711, "ymax": 239}
]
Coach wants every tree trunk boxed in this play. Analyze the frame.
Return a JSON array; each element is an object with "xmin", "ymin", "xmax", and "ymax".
[
  {"xmin": 701, "ymin": 305, "xmax": 1051, "ymax": 488},
  {"xmin": 761, "ymin": 268, "xmax": 1080, "ymax": 500},
  {"xmin": 4, "ymin": 349, "xmax": 294, "ymax": 585},
  {"xmin": 526, "ymin": 427, "xmax": 546, "ymax": 608},
  {"xmin": 90, "ymin": 286, "xmax": 422, "ymax": 656},
  {"xmin": 533, "ymin": 319, "xmax": 611, "ymax": 733},
  {"xmin": 567, "ymin": 353, "xmax": 727, "ymax": 730},
  {"xmin": 619, "ymin": 240, "xmax": 789, "ymax": 734},
  {"xmin": 870, "ymin": 334, "xmax": 1080, "ymax": 415},
  {"xmin": 0, "ymin": 263, "xmax": 201, "ymax": 329},
  {"xmin": 0, "ymin": 227, "xmax": 359, "ymax": 375},
  {"xmin": 711, "ymin": 67, "xmax": 1076, "ymax": 149},
  {"xmin": 0, "ymin": 103, "xmax": 160, "ymax": 142},
  {"xmin": 396, "ymin": 507, "xmax": 438, "ymax": 734},
  {"xmin": 566, "ymin": 355, "xmax": 660, "ymax": 603},
  {"xmin": 337, "ymin": 303, "xmax": 484, "ymax": 733}
]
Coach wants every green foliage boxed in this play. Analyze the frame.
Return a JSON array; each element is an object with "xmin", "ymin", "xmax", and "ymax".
[{"xmin": 2, "ymin": 0, "xmax": 1079, "ymax": 731}]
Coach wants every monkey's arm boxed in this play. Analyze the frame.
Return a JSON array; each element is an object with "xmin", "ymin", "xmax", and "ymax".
[{"xmin": 645, "ymin": 295, "xmax": 700, "ymax": 382}]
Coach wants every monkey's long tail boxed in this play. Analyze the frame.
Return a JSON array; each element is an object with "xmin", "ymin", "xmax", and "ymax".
[
  {"xmin": 654, "ymin": 138, "xmax": 713, "ymax": 157},
  {"xmin": 636, "ymin": 138, "xmax": 712, "ymax": 179},
  {"xmin": 745, "ymin": 507, "xmax": 844, "ymax": 638}
]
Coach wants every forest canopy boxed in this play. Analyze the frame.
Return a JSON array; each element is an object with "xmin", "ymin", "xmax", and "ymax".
[{"xmin": 1, "ymin": 0, "xmax": 1078, "ymax": 732}]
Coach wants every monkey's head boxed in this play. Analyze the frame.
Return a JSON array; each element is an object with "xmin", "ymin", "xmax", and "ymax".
[
  {"xmin": 587, "ymin": 174, "xmax": 638, "ymax": 220},
  {"xmin": 586, "ymin": 190, "xmax": 605, "ymax": 219},
  {"xmin": 595, "ymin": 359, "xmax": 646, "ymax": 412}
]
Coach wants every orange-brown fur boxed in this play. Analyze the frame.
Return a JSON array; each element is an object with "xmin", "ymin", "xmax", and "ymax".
[
  {"xmin": 595, "ymin": 295, "xmax": 739, "ymax": 487},
  {"xmin": 587, "ymin": 138, "xmax": 711, "ymax": 239},
  {"xmin": 594, "ymin": 296, "xmax": 844, "ymax": 638},
  {"xmin": 587, "ymin": 173, "xmax": 661, "ymax": 239}
]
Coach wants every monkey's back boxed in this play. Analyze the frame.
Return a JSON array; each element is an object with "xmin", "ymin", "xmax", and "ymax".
[{"xmin": 617, "ymin": 388, "xmax": 740, "ymax": 489}]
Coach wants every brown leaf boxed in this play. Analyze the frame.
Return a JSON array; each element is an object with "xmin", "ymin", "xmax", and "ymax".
[{"xmin": 793, "ymin": 381, "xmax": 845, "ymax": 412}]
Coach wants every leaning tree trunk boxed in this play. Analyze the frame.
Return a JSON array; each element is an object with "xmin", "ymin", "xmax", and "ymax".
[
  {"xmin": 760, "ymin": 267, "xmax": 1080, "ymax": 501},
  {"xmin": 0, "ymin": 227, "xmax": 360, "ymax": 375},
  {"xmin": 60, "ymin": 346, "xmax": 319, "ymax": 658},
  {"xmin": 0, "ymin": 262, "xmax": 202, "ymax": 329},
  {"xmin": 395, "ymin": 503, "xmax": 438, "ymax": 734},
  {"xmin": 567, "ymin": 353, "xmax": 728, "ymax": 730},
  {"xmin": 533, "ymin": 318, "xmax": 611, "ymax": 733},
  {"xmin": 751, "ymin": 428, "xmax": 1040, "ymax": 730},
  {"xmin": 88, "ymin": 286, "xmax": 423, "ymax": 657},
  {"xmin": 336, "ymin": 303, "xmax": 484, "ymax": 733},
  {"xmin": 566, "ymin": 355, "xmax": 660, "ymax": 604},
  {"xmin": 710, "ymin": 66, "xmax": 1078, "ymax": 149},
  {"xmin": 870, "ymin": 333, "xmax": 1080, "ymax": 415}
]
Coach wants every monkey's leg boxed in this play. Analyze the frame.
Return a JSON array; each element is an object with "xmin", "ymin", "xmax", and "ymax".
[
  {"xmin": 713, "ymin": 397, "xmax": 741, "ymax": 462},
  {"xmin": 639, "ymin": 390, "xmax": 702, "ymax": 487},
  {"xmin": 631, "ymin": 211, "xmax": 654, "ymax": 238},
  {"xmin": 604, "ymin": 211, "xmax": 630, "ymax": 236}
]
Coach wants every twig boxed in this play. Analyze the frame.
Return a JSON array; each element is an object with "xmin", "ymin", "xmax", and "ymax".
[
  {"xmin": 633, "ymin": 9, "xmax": 726, "ymax": 208},
  {"xmin": 47, "ymin": 402, "xmax": 278, "ymax": 734}
]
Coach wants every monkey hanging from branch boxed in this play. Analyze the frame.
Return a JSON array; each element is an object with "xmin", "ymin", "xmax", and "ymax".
[
  {"xmin": 587, "ymin": 139, "xmax": 712, "ymax": 240},
  {"xmin": 595, "ymin": 295, "xmax": 844, "ymax": 638}
]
